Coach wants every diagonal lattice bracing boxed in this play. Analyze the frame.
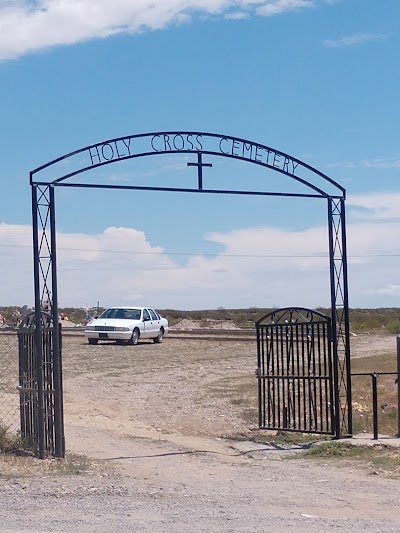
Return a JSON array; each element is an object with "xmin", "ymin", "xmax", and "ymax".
[
  {"xmin": 35, "ymin": 185, "xmax": 54, "ymax": 310},
  {"xmin": 29, "ymin": 185, "xmax": 64, "ymax": 458},
  {"xmin": 328, "ymin": 198, "xmax": 352, "ymax": 437}
]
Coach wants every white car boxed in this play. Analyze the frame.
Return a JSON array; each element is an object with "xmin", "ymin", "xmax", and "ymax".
[{"xmin": 84, "ymin": 307, "xmax": 168, "ymax": 345}]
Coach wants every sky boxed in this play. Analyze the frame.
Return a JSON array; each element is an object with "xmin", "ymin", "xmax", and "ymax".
[{"xmin": 0, "ymin": 0, "xmax": 399, "ymax": 311}]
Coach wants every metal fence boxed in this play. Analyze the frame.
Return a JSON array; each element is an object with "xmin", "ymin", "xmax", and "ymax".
[{"xmin": 0, "ymin": 332, "xmax": 20, "ymax": 434}]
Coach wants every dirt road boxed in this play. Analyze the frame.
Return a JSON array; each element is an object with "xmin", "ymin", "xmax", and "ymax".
[{"xmin": 1, "ymin": 334, "xmax": 400, "ymax": 532}]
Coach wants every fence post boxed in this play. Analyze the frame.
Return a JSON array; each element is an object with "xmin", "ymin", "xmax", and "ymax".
[
  {"xmin": 372, "ymin": 373, "xmax": 378, "ymax": 440},
  {"xmin": 397, "ymin": 336, "xmax": 400, "ymax": 438}
]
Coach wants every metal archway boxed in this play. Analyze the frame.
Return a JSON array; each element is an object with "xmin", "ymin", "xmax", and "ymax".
[{"xmin": 29, "ymin": 131, "xmax": 351, "ymax": 458}]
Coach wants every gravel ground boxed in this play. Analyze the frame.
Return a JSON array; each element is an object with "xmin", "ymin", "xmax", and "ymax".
[{"xmin": 0, "ymin": 333, "xmax": 400, "ymax": 532}]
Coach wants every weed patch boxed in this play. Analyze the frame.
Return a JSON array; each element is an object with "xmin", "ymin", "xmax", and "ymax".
[
  {"xmin": 0, "ymin": 452, "xmax": 110, "ymax": 478},
  {"xmin": 301, "ymin": 441, "xmax": 400, "ymax": 476},
  {"xmin": 0, "ymin": 424, "xmax": 31, "ymax": 455},
  {"xmin": 351, "ymin": 352, "xmax": 399, "ymax": 436}
]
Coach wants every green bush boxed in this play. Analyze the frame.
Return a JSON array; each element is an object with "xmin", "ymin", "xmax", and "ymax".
[{"xmin": 386, "ymin": 320, "xmax": 400, "ymax": 334}]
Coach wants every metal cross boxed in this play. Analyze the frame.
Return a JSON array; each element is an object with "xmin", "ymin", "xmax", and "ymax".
[{"xmin": 187, "ymin": 152, "xmax": 212, "ymax": 190}]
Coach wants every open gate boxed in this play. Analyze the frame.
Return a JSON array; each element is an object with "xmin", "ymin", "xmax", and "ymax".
[
  {"xmin": 17, "ymin": 312, "xmax": 64, "ymax": 458},
  {"xmin": 256, "ymin": 307, "xmax": 338, "ymax": 436}
]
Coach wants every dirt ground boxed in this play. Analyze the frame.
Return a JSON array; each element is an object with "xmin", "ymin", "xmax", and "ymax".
[{"xmin": 1, "ymin": 333, "xmax": 400, "ymax": 532}]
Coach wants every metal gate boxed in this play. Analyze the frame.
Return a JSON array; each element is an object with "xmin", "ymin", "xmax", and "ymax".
[
  {"xmin": 256, "ymin": 307, "xmax": 337, "ymax": 435},
  {"xmin": 17, "ymin": 312, "xmax": 64, "ymax": 458}
]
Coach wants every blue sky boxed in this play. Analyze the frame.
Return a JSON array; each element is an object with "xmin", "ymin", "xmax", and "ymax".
[{"xmin": 0, "ymin": 0, "xmax": 399, "ymax": 310}]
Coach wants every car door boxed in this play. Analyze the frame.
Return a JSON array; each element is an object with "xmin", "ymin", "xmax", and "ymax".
[
  {"xmin": 148, "ymin": 308, "xmax": 160, "ymax": 336},
  {"xmin": 142, "ymin": 308, "xmax": 153, "ymax": 338}
]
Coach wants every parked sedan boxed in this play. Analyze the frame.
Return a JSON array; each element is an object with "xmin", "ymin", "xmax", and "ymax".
[{"xmin": 84, "ymin": 307, "xmax": 168, "ymax": 345}]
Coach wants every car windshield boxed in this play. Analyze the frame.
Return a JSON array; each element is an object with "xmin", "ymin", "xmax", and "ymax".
[{"xmin": 99, "ymin": 308, "xmax": 142, "ymax": 320}]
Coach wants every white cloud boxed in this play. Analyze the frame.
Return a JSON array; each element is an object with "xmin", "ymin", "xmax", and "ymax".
[
  {"xmin": 206, "ymin": 225, "xmax": 329, "ymax": 271},
  {"xmin": 348, "ymin": 192, "xmax": 400, "ymax": 221},
  {"xmin": 361, "ymin": 159, "xmax": 400, "ymax": 169},
  {"xmin": 328, "ymin": 158, "xmax": 400, "ymax": 170},
  {"xmin": 224, "ymin": 10, "xmax": 248, "ymax": 19},
  {"xmin": 323, "ymin": 32, "xmax": 389, "ymax": 48},
  {"xmin": 256, "ymin": 0, "xmax": 314, "ymax": 16},
  {"xmin": 363, "ymin": 284, "xmax": 400, "ymax": 296},
  {"xmin": 0, "ymin": 0, "xmax": 322, "ymax": 60},
  {"xmin": 3, "ymin": 191, "xmax": 400, "ymax": 310}
]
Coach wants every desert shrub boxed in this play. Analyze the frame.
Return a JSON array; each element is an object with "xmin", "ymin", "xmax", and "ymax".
[
  {"xmin": 351, "ymin": 411, "xmax": 371, "ymax": 435},
  {"xmin": 0, "ymin": 424, "xmax": 30, "ymax": 454},
  {"xmin": 234, "ymin": 313, "xmax": 253, "ymax": 328},
  {"xmin": 386, "ymin": 320, "xmax": 400, "ymax": 335}
]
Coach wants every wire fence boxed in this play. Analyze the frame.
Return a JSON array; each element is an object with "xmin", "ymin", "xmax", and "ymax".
[{"xmin": 0, "ymin": 332, "xmax": 20, "ymax": 434}]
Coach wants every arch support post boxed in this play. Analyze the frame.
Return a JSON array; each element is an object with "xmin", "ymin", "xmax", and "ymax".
[
  {"xmin": 327, "ymin": 197, "xmax": 352, "ymax": 438},
  {"xmin": 30, "ymin": 184, "xmax": 65, "ymax": 458}
]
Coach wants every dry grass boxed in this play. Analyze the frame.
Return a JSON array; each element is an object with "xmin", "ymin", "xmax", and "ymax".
[
  {"xmin": 300, "ymin": 441, "xmax": 400, "ymax": 477},
  {"xmin": 0, "ymin": 452, "xmax": 107, "ymax": 478},
  {"xmin": 351, "ymin": 351, "xmax": 399, "ymax": 436}
]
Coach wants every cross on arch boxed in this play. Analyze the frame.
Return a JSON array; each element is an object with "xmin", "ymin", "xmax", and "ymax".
[{"xmin": 187, "ymin": 152, "xmax": 212, "ymax": 190}]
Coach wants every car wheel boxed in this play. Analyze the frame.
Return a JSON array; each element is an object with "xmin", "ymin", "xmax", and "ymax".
[
  {"xmin": 153, "ymin": 328, "xmax": 164, "ymax": 343},
  {"xmin": 88, "ymin": 338, "xmax": 98, "ymax": 345},
  {"xmin": 128, "ymin": 328, "xmax": 139, "ymax": 345}
]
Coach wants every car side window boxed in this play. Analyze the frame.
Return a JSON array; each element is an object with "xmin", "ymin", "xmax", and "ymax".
[
  {"xmin": 148, "ymin": 309, "xmax": 158, "ymax": 320},
  {"xmin": 143, "ymin": 309, "xmax": 150, "ymax": 321},
  {"xmin": 125, "ymin": 310, "xmax": 141, "ymax": 320}
]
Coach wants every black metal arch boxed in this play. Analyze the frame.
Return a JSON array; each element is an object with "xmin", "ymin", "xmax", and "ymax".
[
  {"xmin": 256, "ymin": 307, "xmax": 331, "ymax": 326},
  {"xmin": 30, "ymin": 131, "xmax": 345, "ymax": 199},
  {"xmin": 29, "ymin": 131, "xmax": 351, "ymax": 458}
]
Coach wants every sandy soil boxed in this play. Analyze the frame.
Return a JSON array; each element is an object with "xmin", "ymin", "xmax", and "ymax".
[
  {"xmin": 1, "ymin": 333, "xmax": 400, "ymax": 532},
  {"xmin": 348, "ymin": 333, "xmax": 397, "ymax": 359}
]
